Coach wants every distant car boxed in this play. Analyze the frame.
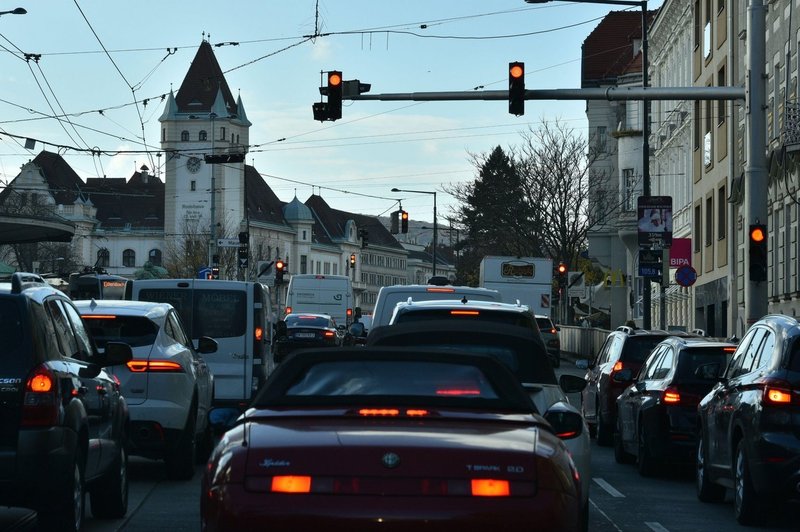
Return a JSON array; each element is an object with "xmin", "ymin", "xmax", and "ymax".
[
  {"xmin": 696, "ymin": 314, "xmax": 800, "ymax": 525},
  {"xmin": 273, "ymin": 313, "xmax": 348, "ymax": 363},
  {"xmin": 367, "ymin": 320, "xmax": 590, "ymax": 529},
  {"xmin": 536, "ymin": 314, "xmax": 561, "ymax": 368},
  {"xmin": 577, "ymin": 326, "xmax": 701, "ymax": 446},
  {"xmin": 200, "ymin": 347, "xmax": 583, "ymax": 531},
  {"xmin": 0, "ymin": 273, "xmax": 133, "ymax": 531},
  {"xmin": 76, "ymin": 299, "xmax": 218, "ymax": 480},
  {"xmin": 614, "ymin": 337, "xmax": 736, "ymax": 476}
]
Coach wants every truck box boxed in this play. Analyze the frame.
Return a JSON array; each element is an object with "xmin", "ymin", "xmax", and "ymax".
[{"xmin": 478, "ymin": 256, "xmax": 554, "ymax": 317}]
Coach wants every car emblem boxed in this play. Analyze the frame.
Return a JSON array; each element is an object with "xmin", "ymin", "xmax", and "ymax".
[{"xmin": 382, "ymin": 452, "xmax": 400, "ymax": 469}]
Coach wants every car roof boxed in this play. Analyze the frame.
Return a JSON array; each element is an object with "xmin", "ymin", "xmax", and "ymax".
[
  {"xmin": 285, "ymin": 312, "xmax": 333, "ymax": 319},
  {"xmin": 73, "ymin": 299, "xmax": 172, "ymax": 320},
  {"xmin": 659, "ymin": 336, "xmax": 738, "ymax": 349}
]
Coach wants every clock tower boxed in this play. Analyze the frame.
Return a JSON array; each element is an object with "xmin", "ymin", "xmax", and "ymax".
[{"xmin": 160, "ymin": 39, "xmax": 251, "ymax": 258}]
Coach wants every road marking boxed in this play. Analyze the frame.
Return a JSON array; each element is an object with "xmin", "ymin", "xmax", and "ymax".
[
  {"xmin": 590, "ymin": 498, "xmax": 623, "ymax": 532},
  {"xmin": 645, "ymin": 522, "xmax": 670, "ymax": 532},
  {"xmin": 593, "ymin": 477, "xmax": 625, "ymax": 497}
]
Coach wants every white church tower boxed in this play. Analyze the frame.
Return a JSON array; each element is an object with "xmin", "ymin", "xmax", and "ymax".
[{"xmin": 159, "ymin": 39, "xmax": 251, "ymax": 255}]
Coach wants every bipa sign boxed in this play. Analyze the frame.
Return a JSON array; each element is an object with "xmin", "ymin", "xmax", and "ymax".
[{"xmin": 669, "ymin": 238, "xmax": 692, "ymax": 267}]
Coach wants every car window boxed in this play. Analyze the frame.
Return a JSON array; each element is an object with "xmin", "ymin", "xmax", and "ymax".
[
  {"xmin": 536, "ymin": 317, "xmax": 554, "ymax": 332},
  {"xmin": 726, "ymin": 328, "xmax": 756, "ymax": 378},
  {"xmin": 788, "ymin": 338, "xmax": 800, "ymax": 372},
  {"xmin": 83, "ymin": 315, "xmax": 158, "ymax": 348},
  {"xmin": 46, "ymin": 299, "xmax": 79, "ymax": 358},
  {"xmin": 621, "ymin": 336, "xmax": 666, "ymax": 364},
  {"xmin": 730, "ymin": 327, "xmax": 766, "ymax": 378},
  {"xmin": 675, "ymin": 347, "xmax": 734, "ymax": 380},
  {"xmin": 285, "ymin": 315, "xmax": 331, "ymax": 328},
  {"xmin": 595, "ymin": 337, "xmax": 613, "ymax": 365},
  {"xmin": 61, "ymin": 301, "xmax": 94, "ymax": 360},
  {"xmin": 393, "ymin": 309, "xmax": 535, "ymax": 329},
  {"xmin": 605, "ymin": 335, "xmax": 625, "ymax": 364},
  {"xmin": 166, "ymin": 311, "xmax": 192, "ymax": 347},
  {"xmin": 652, "ymin": 346, "xmax": 674, "ymax": 380},
  {"xmin": 0, "ymin": 299, "xmax": 23, "ymax": 355},
  {"xmin": 751, "ymin": 330, "xmax": 776, "ymax": 371},
  {"xmin": 642, "ymin": 345, "xmax": 666, "ymax": 380}
]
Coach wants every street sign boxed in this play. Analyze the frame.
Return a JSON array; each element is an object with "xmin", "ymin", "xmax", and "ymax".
[
  {"xmin": 238, "ymin": 257, "xmax": 248, "ymax": 269},
  {"xmin": 639, "ymin": 249, "xmax": 663, "ymax": 278},
  {"xmin": 567, "ymin": 271, "xmax": 586, "ymax": 298},
  {"xmin": 675, "ymin": 265, "xmax": 697, "ymax": 287},
  {"xmin": 217, "ymin": 238, "xmax": 239, "ymax": 248}
]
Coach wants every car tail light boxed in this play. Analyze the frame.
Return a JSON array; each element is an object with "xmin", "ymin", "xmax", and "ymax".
[
  {"xmin": 612, "ymin": 361, "xmax": 623, "ymax": 372},
  {"xmin": 357, "ymin": 408, "xmax": 431, "ymax": 417},
  {"xmin": 271, "ymin": 476, "xmax": 311, "ymax": 493},
  {"xmin": 759, "ymin": 377, "xmax": 797, "ymax": 405},
  {"xmin": 21, "ymin": 365, "xmax": 59, "ymax": 426},
  {"xmin": 126, "ymin": 360, "xmax": 184, "ymax": 373},
  {"xmin": 254, "ymin": 326, "xmax": 263, "ymax": 342},
  {"xmin": 323, "ymin": 331, "xmax": 335, "ymax": 337},
  {"xmin": 662, "ymin": 386, "xmax": 681, "ymax": 404},
  {"xmin": 549, "ymin": 327, "xmax": 557, "ymax": 334},
  {"xmin": 471, "ymin": 479, "xmax": 510, "ymax": 497}
]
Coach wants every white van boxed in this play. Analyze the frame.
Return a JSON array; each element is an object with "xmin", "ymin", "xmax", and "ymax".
[
  {"xmin": 126, "ymin": 279, "xmax": 273, "ymax": 410},
  {"xmin": 284, "ymin": 274, "xmax": 354, "ymax": 326},
  {"xmin": 371, "ymin": 282, "xmax": 503, "ymax": 330}
]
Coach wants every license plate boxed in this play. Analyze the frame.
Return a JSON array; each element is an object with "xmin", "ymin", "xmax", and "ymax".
[{"xmin": 294, "ymin": 332, "xmax": 316, "ymax": 339}]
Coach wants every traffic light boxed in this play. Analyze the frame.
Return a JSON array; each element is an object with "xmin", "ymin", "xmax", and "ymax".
[
  {"xmin": 509, "ymin": 61, "xmax": 525, "ymax": 116},
  {"xmin": 350, "ymin": 253, "xmax": 356, "ymax": 267},
  {"xmin": 748, "ymin": 224, "xmax": 768, "ymax": 282},
  {"xmin": 557, "ymin": 262, "xmax": 568, "ymax": 287},
  {"xmin": 211, "ymin": 266, "xmax": 220, "ymax": 280},
  {"xmin": 238, "ymin": 231, "xmax": 249, "ymax": 244},
  {"xmin": 327, "ymin": 70, "xmax": 343, "ymax": 120},
  {"xmin": 275, "ymin": 259, "xmax": 285, "ymax": 283},
  {"xmin": 390, "ymin": 211, "xmax": 400, "ymax": 234},
  {"xmin": 401, "ymin": 210, "xmax": 409, "ymax": 233}
]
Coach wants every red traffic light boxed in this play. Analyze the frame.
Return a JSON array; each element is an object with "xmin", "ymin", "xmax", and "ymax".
[
  {"xmin": 509, "ymin": 61, "xmax": 525, "ymax": 116},
  {"xmin": 401, "ymin": 211, "xmax": 409, "ymax": 221},
  {"xmin": 328, "ymin": 71, "xmax": 342, "ymax": 87},
  {"xmin": 276, "ymin": 260, "xmax": 285, "ymax": 271},
  {"xmin": 749, "ymin": 225, "xmax": 766, "ymax": 243},
  {"xmin": 557, "ymin": 262, "xmax": 567, "ymax": 275},
  {"xmin": 509, "ymin": 63, "xmax": 524, "ymax": 79},
  {"xmin": 349, "ymin": 253, "xmax": 356, "ymax": 266}
]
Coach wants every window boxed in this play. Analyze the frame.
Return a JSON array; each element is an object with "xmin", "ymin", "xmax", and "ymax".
[
  {"xmin": 123, "ymin": 249, "xmax": 136, "ymax": 267},
  {"xmin": 717, "ymin": 186, "xmax": 726, "ymax": 239},
  {"xmin": 149, "ymin": 248, "xmax": 162, "ymax": 266},
  {"xmin": 623, "ymin": 168, "xmax": 637, "ymax": 211},
  {"xmin": 728, "ymin": 328, "xmax": 766, "ymax": 378},
  {"xmin": 694, "ymin": 0, "xmax": 701, "ymax": 51},
  {"xmin": 703, "ymin": 0, "xmax": 711, "ymax": 59},
  {"xmin": 181, "ymin": 130, "xmax": 189, "ymax": 142},
  {"xmin": 300, "ymin": 255, "xmax": 308, "ymax": 275},
  {"xmin": 704, "ymin": 97, "xmax": 713, "ymax": 166},
  {"xmin": 302, "ymin": 230, "xmax": 307, "ymax": 240},
  {"xmin": 596, "ymin": 126, "xmax": 607, "ymax": 153},
  {"xmin": 220, "ymin": 127, "xmax": 226, "ymax": 140},
  {"xmin": 199, "ymin": 130, "xmax": 207, "ymax": 141},
  {"xmin": 694, "ymin": 101, "xmax": 701, "ymax": 151},
  {"xmin": 705, "ymin": 197, "xmax": 713, "ymax": 247},
  {"xmin": 97, "ymin": 248, "xmax": 110, "ymax": 268},
  {"xmin": 717, "ymin": 66, "xmax": 726, "ymax": 126},
  {"xmin": 694, "ymin": 205, "xmax": 702, "ymax": 252},
  {"xmin": 190, "ymin": 180, "xmax": 196, "ymax": 191}
]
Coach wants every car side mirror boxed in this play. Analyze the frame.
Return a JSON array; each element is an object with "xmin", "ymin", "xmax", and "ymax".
[
  {"xmin": 559, "ymin": 374, "xmax": 587, "ymax": 394},
  {"xmin": 543, "ymin": 401, "xmax": 584, "ymax": 440},
  {"xmin": 575, "ymin": 359, "xmax": 589, "ymax": 370},
  {"xmin": 197, "ymin": 336, "xmax": 218, "ymax": 354}
]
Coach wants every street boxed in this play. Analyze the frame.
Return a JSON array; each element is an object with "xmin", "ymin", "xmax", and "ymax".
[{"xmin": 1, "ymin": 360, "xmax": 796, "ymax": 532}]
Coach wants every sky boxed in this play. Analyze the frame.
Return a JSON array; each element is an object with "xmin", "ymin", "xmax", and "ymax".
[{"xmin": 0, "ymin": 0, "xmax": 663, "ymax": 225}]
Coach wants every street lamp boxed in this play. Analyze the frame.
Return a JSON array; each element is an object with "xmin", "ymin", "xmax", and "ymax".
[
  {"xmin": 391, "ymin": 188, "xmax": 437, "ymax": 276},
  {"xmin": 0, "ymin": 7, "xmax": 26, "ymax": 16},
  {"xmin": 526, "ymin": 0, "xmax": 652, "ymax": 328}
]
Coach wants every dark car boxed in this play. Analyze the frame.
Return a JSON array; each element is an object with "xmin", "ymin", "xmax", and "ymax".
[
  {"xmin": 536, "ymin": 314, "xmax": 561, "ymax": 368},
  {"xmin": 696, "ymin": 314, "xmax": 800, "ymax": 525},
  {"xmin": 273, "ymin": 313, "xmax": 347, "ymax": 363},
  {"xmin": 578, "ymin": 326, "xmax": 701, "ymax": 445},
  {"xmin": 0, "ymin": 273, "xmax": 133, "ymax": 531},
  {"xmin": 201, "ymin": 347, "xmax": 583, "ymax": 531},
  {"xmin": 614, "ymin": 337, "xmax": 736, "ymax": 476}
]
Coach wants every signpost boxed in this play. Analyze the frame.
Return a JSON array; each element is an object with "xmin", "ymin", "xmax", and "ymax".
[{"xmin": 217, "ymin": 238, "xmax": 239, "ymax": 248}]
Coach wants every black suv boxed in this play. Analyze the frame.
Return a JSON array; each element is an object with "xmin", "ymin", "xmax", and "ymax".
[
  {"xmin": 697, "ymin": 314, "xmax": 800, "ymax": 525},
  {"xmin": 0, "ymin": 273, "xmax": 133, "ymax": 531},
  {"xmin": 578, "ymin": 326, "xmax": 700, "ymax": 446}
]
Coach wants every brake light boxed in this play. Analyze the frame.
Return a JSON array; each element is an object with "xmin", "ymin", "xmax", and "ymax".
[
  {"xmin": 22, "ymin": 365, "xmax": 59, "ymax": 426},
  {"xmin": 760, "ymin": 378, "xmax": 794, "ymax": 405},
  {"xmin": 450, "ymin": 310, "xmax": 480, "ymax": 316},
  {"xmin": 323, "ymin": 331, "xmax": 335, "ymax": 337},
  {"xmin": 285, "ymin": 306, "xmax": 292, "ymax": 314},
  {"xmin": 723, "ymin": 347, "xmax": 736, "ymax": 352},
  {"xmin": 612, "ymin": 361, "xmax": 623, "ymax": 372},
  {"xmin": 126, "ymin": 360, "xmax": 184, "ymax": 373},
  {"xmin": 359, "ymin": 408, "xmax": 400, "ymax": 416},
  {"xmin": 426, "ymin": 287, "xmax": 455, "ymax": 293},
  {"xmin": 81, "ymin": 315, "xmax": 118, "ymax": 320},
  {"xmin": 271, "ymin": 476, "xmax": 311, "ymax": 493},
  {"xmin": 662, "ymin": 386, "xmax": 681, "ymax": 404},
  {"xmin": 254, "ymin": 326, "xmax": 263, "ymax": 342},
  {"xmin": 471, "ymin": 479, "xmax": 510, "ymax": 497},
  {"xmin": 436, "ymin": 388, "xmax": 481, "ymax": 396},
  {"xmin": 549, "ymin": 328, "xmax": 557, "ymax": 334}
]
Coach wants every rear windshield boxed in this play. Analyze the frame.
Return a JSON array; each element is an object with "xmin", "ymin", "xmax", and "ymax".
[
  {"xmin": 137, "ymin": 288, "xmax": 246, "ymax": 339},
  {"xmin": 0, "ymin": 299, "xmax": 23, "ymax": 354},
  {"xmin": 675, "ymin": 346, "xmax": 734, "ymax": 380},
  {"xmin": 82, "ymin": 315, "xmax": 158, "ymax": 348},
  {"xmin": 394, "ymin": 309, "xmax": 535, "ymax": 329},
  {"xmin": 621, "ymin": 337, "xmax": 667, "ymax": 364},
  {"xmin": 536, "ymin": 318, "xmax": 554, "ymax": 332},
  {"xmin": 286, "ymin": 315, "xmax": 331, "ymax": 328}
]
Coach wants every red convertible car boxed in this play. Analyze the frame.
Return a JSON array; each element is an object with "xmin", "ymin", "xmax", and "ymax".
[{"xmin": 201, "ymin": 347, "xmax": 583, "ymax": 531}]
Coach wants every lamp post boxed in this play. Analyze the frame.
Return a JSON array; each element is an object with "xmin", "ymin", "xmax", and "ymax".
[
  {"xmin": 392, "ymin": 188, "xmax": 437, "ymax": 276},
  {"xmin": 0, "ymin": 7, "xmax": 26, "ymax": 16},
  {"xmin": 209, "ymin": 112, "xmax": 217, "ymax": 267},
  {"xmin": 526, "ymin": 0, "xmax": 651, "ymax": 328}
]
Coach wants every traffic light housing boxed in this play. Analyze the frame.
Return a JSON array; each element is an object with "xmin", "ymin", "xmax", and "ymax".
[
  {"xmin": 509, "ymin": 61, "xmax": 525, "ymax": 116},
  {"xmin": 748, "ymin": 224, "xmax": 768, "ymax": 282},
  {"xmin": 275, "ymin": 259, "xmax": 285, "ymax": 283},
  {"xmin": 556, "ymin": 262, "xmax": 568, "ymax": 287},
  {"xmin": 350, "ymin": 253, "xmax": 356, "ymax": 267},
  {"xmin": 390, "ymin": 211, "xmax": 400, "ymax": 234},
  {"xmin": 327, "ymin": 70, "xmax": 343, "ymax": 120},
  {"xmin": 401, "ymin": 210, "xmax": 409, "ymax": 233},
  {"xmin": 211, "ymin": 266, "xmax": 220, "ymax": 280}
]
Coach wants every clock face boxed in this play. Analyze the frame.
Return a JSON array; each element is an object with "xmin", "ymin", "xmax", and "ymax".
[{"xmin": 187, "ymin": 156, "xmax": 202, "ymax": 174}]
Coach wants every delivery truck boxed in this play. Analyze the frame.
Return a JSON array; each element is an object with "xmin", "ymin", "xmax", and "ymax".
[{"xmin": 478, "ymin": 256, "xmax": 553, "ymax": 317}]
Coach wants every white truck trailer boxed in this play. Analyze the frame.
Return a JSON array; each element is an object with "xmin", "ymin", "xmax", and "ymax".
[{"xmin": 478, "ymin": 256, "xmax": 554, "ymax": 317}]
